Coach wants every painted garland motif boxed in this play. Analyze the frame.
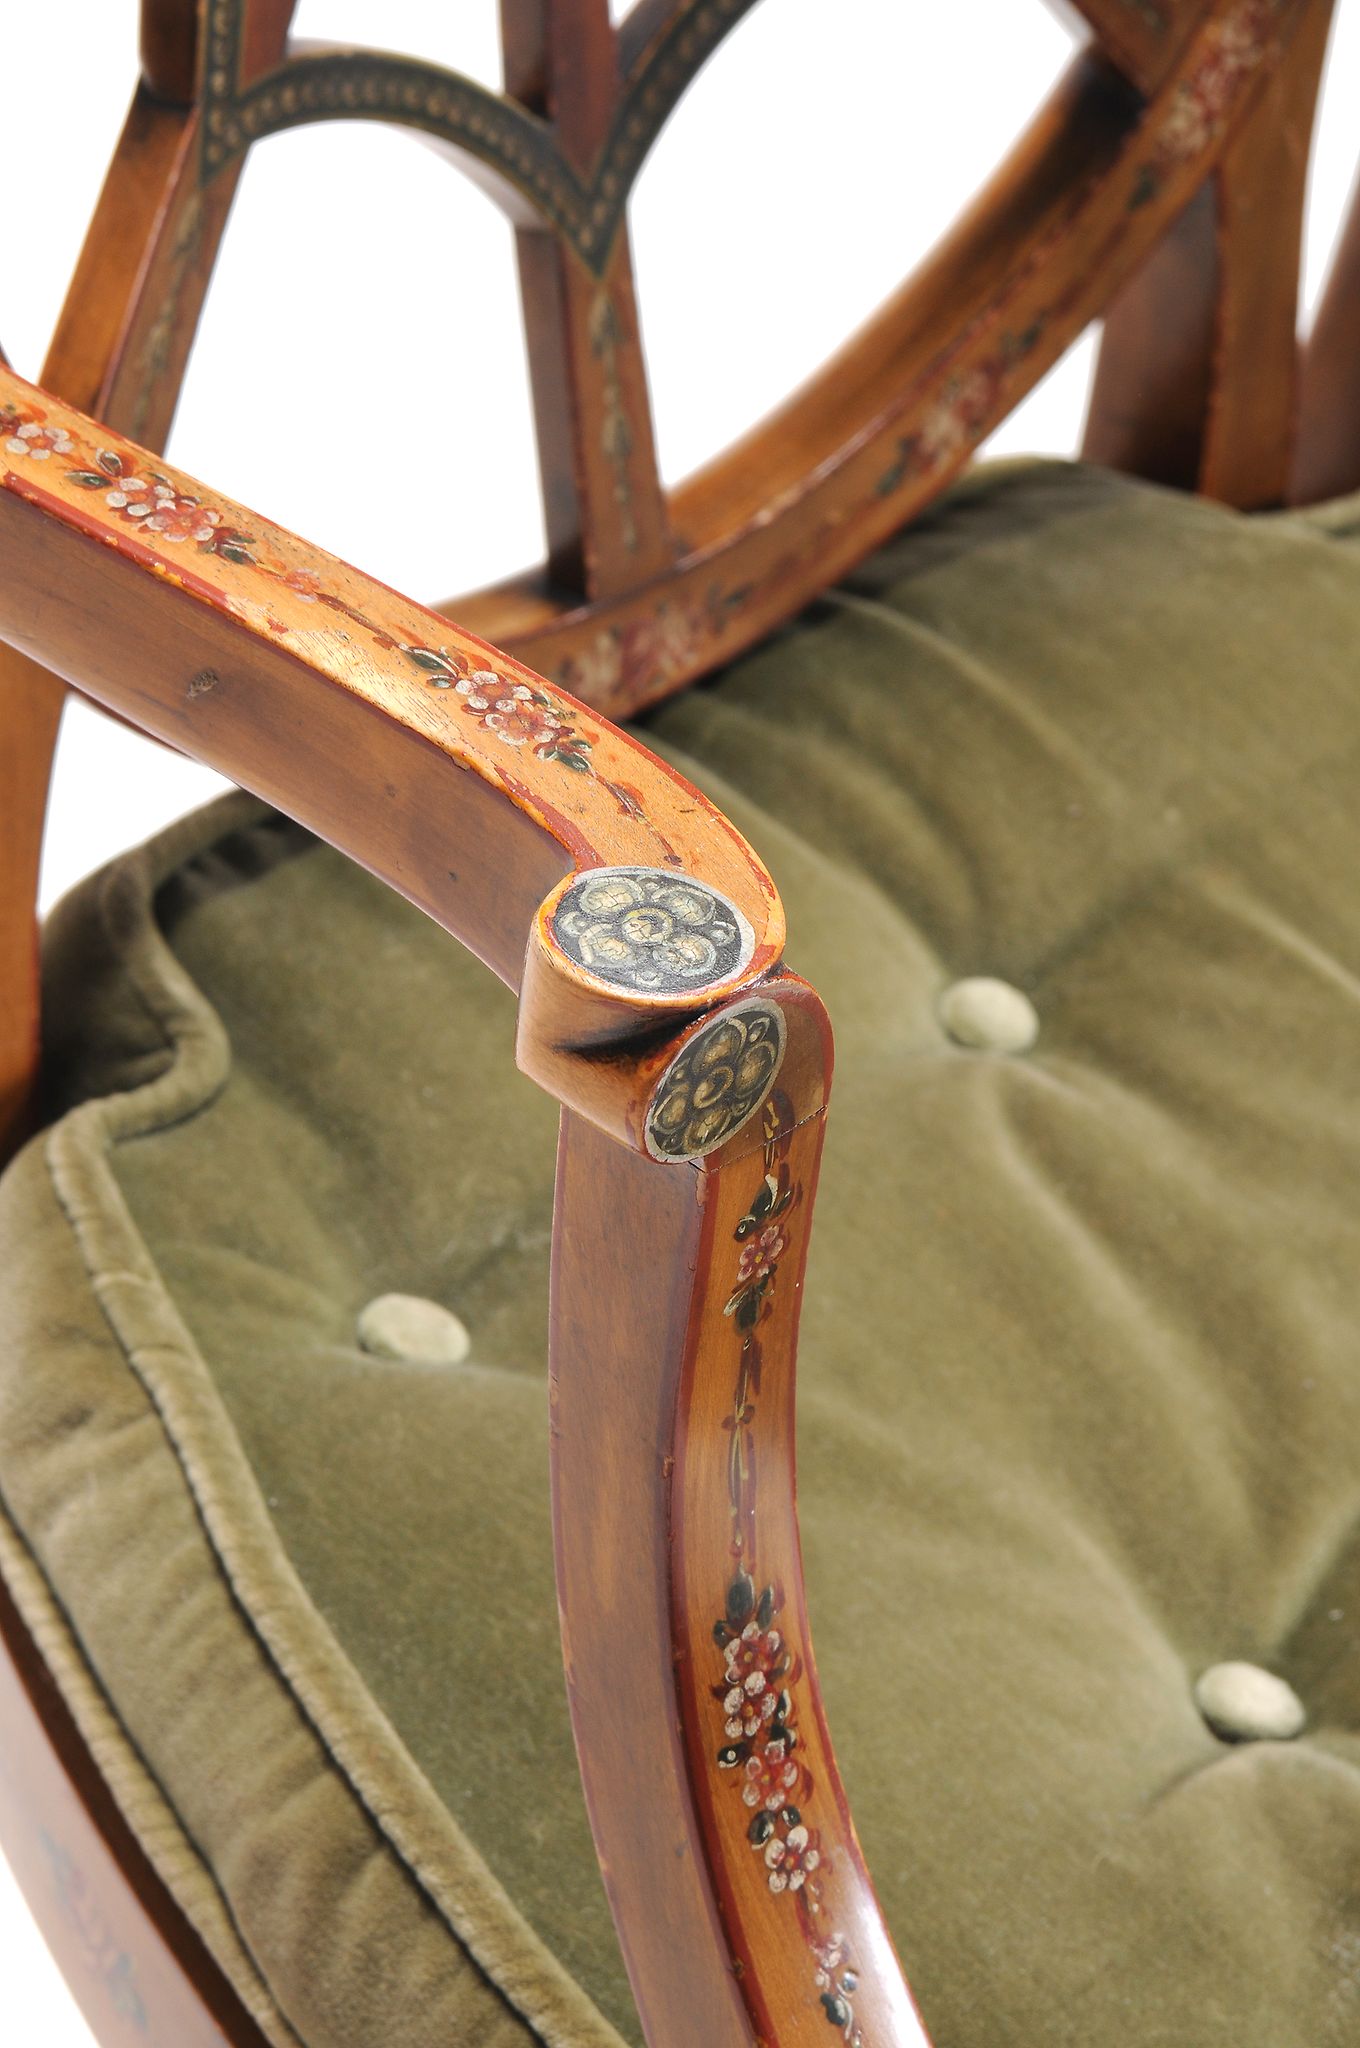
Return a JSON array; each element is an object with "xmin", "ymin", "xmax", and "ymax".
[
  {"xmin": 557, "ymin": 593, "xmax": 722, "ymax": 712},
  {"xmin": 1130, "ymin": 0, "xmax": 1282, "ymax": 206},
  {"xmin": 868, "ymin": 0, "xmax": 1283, "ymax": 501},
  {"xmin": 713, "ymin": 1106, "xmax": 865, "ymax": 2043},
  {"xmin": 874, "ymin": 323, "xmax": 1045, "ymax": 499},
  {"xmin": 0, "ymin": 397, "xmax": 654, "ymax": 828}
]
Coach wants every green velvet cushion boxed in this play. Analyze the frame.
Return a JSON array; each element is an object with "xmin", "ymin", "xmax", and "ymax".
[{"xmin": 5, "ymin": 460, "xmax": 1360, "ymax": 2048}]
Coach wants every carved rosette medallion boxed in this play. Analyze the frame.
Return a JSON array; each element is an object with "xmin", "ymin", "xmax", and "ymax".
[
  {"xmin": 646, "ymin": 999, "xmax": 787, "ymax": 1161},
  {"xmin": 552, "ymin": 865, "xmax": 754, "ymax": 997}
]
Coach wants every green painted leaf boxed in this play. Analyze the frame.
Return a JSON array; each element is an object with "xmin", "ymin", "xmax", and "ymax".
[
  {"xmin": 1129, "ymin": 165, "xmax": 1159, "ymax": 211},
  {"xmin": 405, "ymin": 645, "xmax": 455, "ymax": 674},
  {"xmin": 96, "ymin": 449, "xmax": 124, "ymax": 476},
  {"xmin": 217, "ymin": 542, "xmax": 256, "ymax": 565},
  {"xmin": 726, "ymin": 1572, "xmax": 756, "ymax": 1630},
  {"xmin": 66, "ymin": 470, "xmax": 107, "ymax": 489}
]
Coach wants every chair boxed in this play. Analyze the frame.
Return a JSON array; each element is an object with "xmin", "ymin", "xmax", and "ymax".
[{"xmin": 3, "ymin": 3, "xmax": 1360, "ymax": 2043}]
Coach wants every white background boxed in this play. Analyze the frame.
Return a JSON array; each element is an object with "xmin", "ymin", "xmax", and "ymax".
[{"xmin": 2, "ymin": 2, "xmax": 1357, "ymax": 2037}]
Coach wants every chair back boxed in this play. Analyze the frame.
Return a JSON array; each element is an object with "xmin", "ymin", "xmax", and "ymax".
[{"xmin": 22, "ymin": 0, "xmax": 1360, "ymax": 715}]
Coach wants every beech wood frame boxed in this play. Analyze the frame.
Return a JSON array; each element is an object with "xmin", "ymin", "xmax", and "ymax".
[{"xmin": 1, "ymin": 2, "xmax": 1357, "ymax": 2045}]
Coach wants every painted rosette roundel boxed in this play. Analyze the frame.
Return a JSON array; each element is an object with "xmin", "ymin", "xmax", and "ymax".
[
  {"xmin": 552, "ymin": 865, "xmax": 755, "ymax": 997},
  {"xmin": 645, "ymin": 999, "xmax": 787, "ymax": 1161}
]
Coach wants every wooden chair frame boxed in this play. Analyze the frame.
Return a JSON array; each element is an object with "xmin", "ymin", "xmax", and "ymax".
[{"xmin": 1, "ymin": 3, "xmax": 1357, "ymax": 2044}]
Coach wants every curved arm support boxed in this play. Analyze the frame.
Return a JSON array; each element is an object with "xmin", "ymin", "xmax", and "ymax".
[
  {"xmin": 553, "ymin": 980, "xmax": 931, "ymax": 2046},
  {"xmin": 0, "ymin": 366, "xmax": 926, "ymax": 2044},
  {"xmin": 0, "ymin": 364, "xmax": 780, "ymax": 1011}
]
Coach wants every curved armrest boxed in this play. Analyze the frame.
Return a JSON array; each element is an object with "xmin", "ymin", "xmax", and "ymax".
[
  {"xmin": 0, "ymin": 368, "xmax": 930, "ymax": 2046},
  {"xmin": 0, "ymin": 367, "xmax": 779, "ymax": 1005}
]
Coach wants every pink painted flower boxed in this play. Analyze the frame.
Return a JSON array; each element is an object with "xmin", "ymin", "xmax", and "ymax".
[
  {"xmin": 561, "ymin": 630, "xmax": 624, "ymax": 704},
  {"xmin": 458, "ymin": 672, "xmax": 559, "ymax": 745},
  {"xmin": 811, "ymin": 1932, "xmax": 855, "ymax": 1990},
  {"xmin": 105, "ymin": 476, "xmax": 221, "ymax": 544},
  {"xmin": 918, "ymin": 363, "xmax": 1004, "ymax": 470},
  {"xmin": 1157, "ymin": 90, "xmax": 1213, "ymax": 162},
  {"xmin": 811, "ymin": 1933, "xmax": 861, "ymax": 2041},
  {"xmin": 723, "ymin": 1617, "xmax": 786, "ymax": 1701},
  {"xmin": 1157, "ymin": 1, "xmax": 1273, "ymax": 163},
  {"xmin": 455, "ymin": 670, "xmax": 591, "ymax": 767},
  {"xmin": 281, "ymin": 566, "xmax": 322, "ymax": 601},
  {"xmin": 763, "ymin": 1821, "xmax": 820, "ymax": 1895},
  {"xmin": 735, "ymin": 1223, "xmax": 788, "ymax": 1289},
  {"xmin": 650, "ymin": 602, "xmax": 699, "ymax": 677},
  {"xmin": 740, "ymin": 1737, "xmax": 799, "ymax": 1811},
  {"xmin": 146, "ymin": 494, "xmax": 222, "ymax": 544},
  {"xmin": 723, "ymin": 1673, "xmax": 782, "ymax": 1743},
  {"xmin": 617, "ymin": 603, "xmax": 701, "ymax": 696},
  {"xmin": 5, "ymin": 417, "xmax": 73, "ymax": 461}
]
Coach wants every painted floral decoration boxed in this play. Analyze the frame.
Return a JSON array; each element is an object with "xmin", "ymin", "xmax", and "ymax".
[
  {"xmin": 559, "ymin": 867, "xmax": 750, "ymax": 1005},
  {"xmin": 734, "ymin": 1219, "xmax": 788, "ymax": 1292},
  {"xmin": 647, "ymin": 1002, "xmax": 783, "ymax": 1157},
  {"xmin": 66, "ymin": 447, "xmax": 257, "ymax": 561},
  {"xmin": 2, "ymin": 405, "xmax": 73, "ymax": 461},
  {"xmin": 812, "ymin": 1932, "xmax": 865, "ymax": 2041},
  {"xmin": 764, "ymin": 1821, "xmax": 822, "ymax": 1896},
  {"xmin": 711, "ymin": 1128, "xmax": 866, "ymax": 2042},
  {"xmin": 459, "ymin": 672, "xmax": 592, "ymax": 767},
  {"xmin": 877, "ymin": 323, "xmax": 1043, "ymax": 498},
  {"xmin": 401, "ymin": 644, "xmax": 596, "ymax": 770},
  {"xmin": 1132, "ymin": 0, "xmax": 1278, "ymax": 205},
  {"xmin": 559, "ymin": 598, "xmax": 702, "ymax": 710},
  {"xmin": 724, "ymin": 1169, "xmax": 794, "ymax": 1328},
  {"xmin": 741, "ymin": 1733, "xmax": 799, "ymax": 1804},
  {"xmin": 0, "ymin": 387, "xmax": 676, "ymax": 843}
]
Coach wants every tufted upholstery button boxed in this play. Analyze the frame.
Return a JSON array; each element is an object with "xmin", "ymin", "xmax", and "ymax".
[
  {"xmin": 356, "ymin": 1293, "xmax": 471, "ymax": 1367},
  {"xmin": 1194, "ymin": 1662, "xmax": 1307, "ymax": 1743},
  {"xmin": 938, "ymin": 977, "xmax": 1039, "ymax": 1054}
]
